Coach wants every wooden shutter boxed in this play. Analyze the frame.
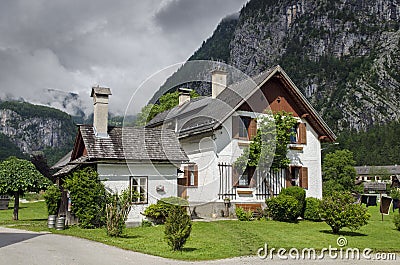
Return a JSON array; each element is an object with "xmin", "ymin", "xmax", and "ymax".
[
  {"xmin": 183, "ymin": 166, "xmax": 189, "ymax": 186},
  {"xmin": 232, "ymin": 166, "xmax": 239, "ymax": 187},
  {"xmin": 300, "ymin": 167, "xmax": 308, "ymax": 189},
  {"xmin": 298, "ymin": 123, "xmax": 307, "ymax": 144},
  {"xmin": 193, "ymin": 164, "xmax": 198, "ymax": 186},
  {"xmin": 232, "ymin": 116, "xmax": 239, "ymax": 139},
  {"xmin": 285, "ymin": 168, "xmax": 292, "ymax": 187},
  {"xmin": 248, "ymin": 118, "xmax": 257, "ymax": 140}
]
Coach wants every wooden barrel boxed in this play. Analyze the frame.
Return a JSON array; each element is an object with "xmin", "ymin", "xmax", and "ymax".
[
  {"xmin": 55, "ymin": 217, "xmax": 65, "ymax": 230},
  {"xmin": 47, "ymin": 215, "xmax": 56, "ymax": 229}
]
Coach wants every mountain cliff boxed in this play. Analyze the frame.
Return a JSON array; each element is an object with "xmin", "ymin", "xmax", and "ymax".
[
  {"xmin": 154, "ymin": 0, "xmax": 400, "ymax": 132},
  {"xmin": 0, "ymin": 101, "xmax": 76, "ymax": 164}
]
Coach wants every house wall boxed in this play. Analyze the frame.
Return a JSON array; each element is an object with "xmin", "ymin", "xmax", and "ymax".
[
  {"xmin": 97, "ymin": 163, "xmax": 178, "ymax": 225},
  {"xmin": 180, "ymin": 111, "xmax": 323, "ymax": 212}
]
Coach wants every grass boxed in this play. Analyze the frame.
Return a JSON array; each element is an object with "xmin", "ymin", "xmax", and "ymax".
[{"xmin": 1, "ymin": 200, "xmax": 399, "ymax": 260}]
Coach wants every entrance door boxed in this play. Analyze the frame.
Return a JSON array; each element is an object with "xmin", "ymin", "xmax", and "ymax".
[{"xmin": 177, "ymin": 178, "xmax": 187, "ymax": 198}]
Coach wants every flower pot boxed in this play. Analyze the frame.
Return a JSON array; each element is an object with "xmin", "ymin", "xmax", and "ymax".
[{"xmin": 47, "ymin": 215, "xmax": 57, "ymax": 229}]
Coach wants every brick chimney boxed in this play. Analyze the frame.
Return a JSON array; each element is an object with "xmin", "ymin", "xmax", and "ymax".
[
  {"xmin": 91, "ymin": 86, "xmax": 111, "ymax": 138},
  {"xmin": 178, "ymin": 88, "xmax": 191, "ymax": 106},
  {"xmin": 211, "ymin": 69, "xmax": 227, "ymax": 98}
]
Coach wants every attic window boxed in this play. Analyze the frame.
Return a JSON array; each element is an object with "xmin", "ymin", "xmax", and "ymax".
[{"xmin": 277, "ymin": 97, "xmax": 281, "ymax": 103}]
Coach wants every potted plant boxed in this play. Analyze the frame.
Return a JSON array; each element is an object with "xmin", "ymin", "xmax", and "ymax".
[
  {"xmin": 390, "ymin": 188, "xmax": 400, "ymax": 213},
  {"xmin": 43, "ymin": 185, "xmax": 61, "ymax": 228}
]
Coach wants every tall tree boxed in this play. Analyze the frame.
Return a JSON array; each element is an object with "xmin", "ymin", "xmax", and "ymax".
[
  {"xmin": 322, "ymin": 149, "xmax": 357, "ymax": 196},
  {"xmin": 0, "ymin": 157, "xmax": 51, "ymax": 220}
]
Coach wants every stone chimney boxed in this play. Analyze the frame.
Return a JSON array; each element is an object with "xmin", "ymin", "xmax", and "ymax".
[
  {"xmin": 91, "ymin": 86, "xmax": 112, "ymax": 138},
  {"xmin": 178, "ymin": 88, "xmax": 191, "ymax": 106},
  {"xmin": 211, "ymin": 69, "xmax": 227, "ymax": 98}
]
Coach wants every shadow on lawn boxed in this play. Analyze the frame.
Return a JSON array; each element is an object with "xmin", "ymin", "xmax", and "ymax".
[
  {"xmin": 180, "ymin": 247, "xmax": 197, "ymax": 252},
  {"xmin": 119, "ymin": 234, "xmax": 142, "ymax": 239},
  {"xmin": 319, "ymin": 230, "xmax": 367, "ymax": 237}
]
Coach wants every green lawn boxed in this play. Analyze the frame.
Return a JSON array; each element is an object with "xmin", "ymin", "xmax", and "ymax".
[{"xmin": 1, "ymin": 200, "xmax": 399, "ymax": 260}]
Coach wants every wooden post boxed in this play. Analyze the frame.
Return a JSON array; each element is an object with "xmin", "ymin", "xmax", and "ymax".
[{"xmin": 380, "ymin": 192, "xmax": 383, "ymax": 222}]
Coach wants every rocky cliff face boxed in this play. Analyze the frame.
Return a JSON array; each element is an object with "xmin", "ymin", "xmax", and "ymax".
[
  {"xmin": 0, "ymin": 101, "xmax": 76, "ymax": 163},
  {"xmin": 156, "ymin": 0, "xmax": 400, "ymax": 132}
]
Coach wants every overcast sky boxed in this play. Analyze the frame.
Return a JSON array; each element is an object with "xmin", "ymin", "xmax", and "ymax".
[{"xmin": 0, "ymin": 0, "xmax": 248, "ymax": 116}]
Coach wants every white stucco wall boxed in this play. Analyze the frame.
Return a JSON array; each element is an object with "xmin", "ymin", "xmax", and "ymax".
[
  {"xmin": 97, "ymin": 163, "xmax": 178, "ymax": 223},
  {"xmin": 181, "ymin": 113, "xmax": 324, "ymax": 204}
]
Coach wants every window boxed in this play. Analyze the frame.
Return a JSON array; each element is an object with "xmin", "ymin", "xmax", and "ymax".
[
  {"xmin": 286, "ymin": 166, "xmax": 308, "ymax": 189},
  {"xmin": 233, "ymin": 116, "xmax": 257, "ymax": 140},
  {"xmin": 290, "ymin": 123, "xmax": 307, "ymax": 144},
  {"xmin": 184, "ymin": 164, "xmax": 198, "ymax": 187},
  {"xmin": 233, "ymin": 166, "xmax": 255, "ymax": 187},
  {"xmin": 130, "ymin": 176, "xmax": 148, "ymax": 204}
]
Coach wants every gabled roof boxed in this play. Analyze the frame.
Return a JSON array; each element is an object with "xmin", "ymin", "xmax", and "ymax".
[
  {"xmin": 147, "ymin": 66, "xmax": 336, "ymax": 141},
  {"xmin": 77, "ymin": 125, "xmax": 188, "ymax": 162},
  {"xmin": 51, "ymin": 150, "xmax": 72, "ymax": 169}
]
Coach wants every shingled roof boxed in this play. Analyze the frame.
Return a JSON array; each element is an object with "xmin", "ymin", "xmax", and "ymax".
[
  {"xmin": 147, "ymin": 66, "xmax": 336, "ymax": 141},
  {"xmin": 77, "ymin": 125, "xmax": 188, "ymax": 162}
]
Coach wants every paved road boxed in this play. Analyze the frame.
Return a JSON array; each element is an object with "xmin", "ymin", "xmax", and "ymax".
[{"xmin": 0, "ymin": 226, "xmax": 398, "ymax": 265}]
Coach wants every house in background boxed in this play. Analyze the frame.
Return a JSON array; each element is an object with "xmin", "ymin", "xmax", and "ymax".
[
  {"xmin": 54, "ymin": 87, "xmax": 188, "ymax": 225},
  {"xmin": 146, "ymin": 65, "xmax": 336, "ymax": 216}
]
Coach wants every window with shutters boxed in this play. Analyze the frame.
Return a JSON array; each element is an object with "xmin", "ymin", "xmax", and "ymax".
[
  {"xmin": 290, "ymin": 122, "xmax": 307, "ymax": 144},
  {"xmin": 285, "ymin": 166, "xmax": 308, "ymax": 189},
  {"xmin": 184, "ymin": 164, "xmax": 198, "ymax": 187},
  {"xmin": 234, "ymin": 166, "xmax": 255, "ymax": 188},
  {"xmin": 130, "ymin": 176, "xmax": 148, "ymax": 204},
  {"xmin": 233, "ymin": 115, "xmax": 257, "ymax": 140}
]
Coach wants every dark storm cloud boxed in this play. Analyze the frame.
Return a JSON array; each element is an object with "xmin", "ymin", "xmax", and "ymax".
[{"xmin": 0, "ymin": 0, "xmax": 248, "ymax": 115}]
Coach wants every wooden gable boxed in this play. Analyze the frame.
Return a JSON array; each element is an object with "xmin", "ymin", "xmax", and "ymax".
[{"xmin": 71, "ymin": 128, "xmax": 88, "ymax": 161}]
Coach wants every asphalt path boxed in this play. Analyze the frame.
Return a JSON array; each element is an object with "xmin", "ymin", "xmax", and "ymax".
[{"xmin": 0, "ymin": 226, "xmax": 398, "ymax": 265}]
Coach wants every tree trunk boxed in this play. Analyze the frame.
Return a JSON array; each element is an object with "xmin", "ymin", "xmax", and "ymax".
[{"xmin": 13, "ymin": 192, "xmax": 19, "ymax": 220}]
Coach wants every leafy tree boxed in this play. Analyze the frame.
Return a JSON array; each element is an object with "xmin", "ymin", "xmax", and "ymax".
[
  {"xmin": 63, "ymin": 167, "xmax": 108, "ymax": 228},
  {"xmin": 43, "ymin": 184, "xmax": 61, "ymax": 215},
  {"xmin": 322, "ymin": 149, "xmax": 357, "ymax": 196},
  {"xmin": 321, "ymin": 191, "xmax": 370, "ymax": 234},
  {"xmin": 234, "ymin": 111, "xmax": 297, "ymax": 173},
  {"xmin": 0, "ymin": 157, "xmax": 51, "ymax": 220},
  {"xmin": 136, "ymin": 90, "xmax": 199, "ymax": 125},
  {"xmin": 164, "ymin": 205, "xmax": 192, "ymax": 251}
]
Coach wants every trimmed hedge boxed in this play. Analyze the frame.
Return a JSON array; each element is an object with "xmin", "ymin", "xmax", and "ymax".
[
  {"xmin": 304, "ymin": 197, "xmax": 322, "ymax": 221},
  {"xmin": 279, "ymin": 186, "xmax": 306, "ymax": 217},
  {"xmin": 266, "ymin": 195, "xmax": 300, "ymax": 222}
]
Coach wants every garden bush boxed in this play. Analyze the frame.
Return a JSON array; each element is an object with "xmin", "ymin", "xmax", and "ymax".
[
  {"xmin": 105, "ymin": 190, "xmax": 131, "ymax": 237},
  {"xmin": 321, "ymin": 191, "xmax": 370, "ymax": 234},
  {"xmin": 304, "ymin": 197, "xmax": 322, "ymax": 221},
  {"xmin": 235, "ymin": 207, "xmax": 253, "ymax": 221},
  {"xmin": 266, "ymin": 195, "xmax": 300, "ymax": 222},
  {"xmin": 394, "ymin": 214, "xmax": 400, "ymax": 231},
  {"xmin": 43, "ymin": 184, "xmax": 61, "ymax": 215},
  {"xmin": 143, "ymin": 196, "xmax": 188, "ymax": 224},
  {"xmin": 63, "ymin": 167, "xmax": 108, "ymax": 228},
  {"xmin": 164, "ymin": 205, "xmax": 192, "ymax": 251},
  {"xmin": 280, "ymin": 186, "xmax": 306, "ymax": 216}
]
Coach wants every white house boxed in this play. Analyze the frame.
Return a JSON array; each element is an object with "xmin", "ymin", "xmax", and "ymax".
[
  {"xmin": 54, "ymin": 87, "xmax": 188, "ymax": 225},
  {"xmin": 146, "ymin": 66, "xmax": 336, "ymax": 216}
]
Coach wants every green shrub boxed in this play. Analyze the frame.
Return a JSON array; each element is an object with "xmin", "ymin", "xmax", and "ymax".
[
  {"xmin": 143, "ymin": 196, "xmax": 188, "ymax": 224},
  {"xmin": 141, "ymin": 220, "xmax": 153, "ymax": 227},
  {"xmin": 321, "ymin": 191, "xmax": 370, "ymax": 234},
  {"xmin": 390, "ymin": 188, "xmax": 400, "ymax": 200},
  {"xmin": 164, "ymin": 205, "xmax": 192, "ymax": 251},
  {"xmin": 235, "ymin": 207, "xmax": 253, "ymax": 221},
  {"xmin": 63, "ymin": 167, "xmax": 108, "ymax": 228},
  {"xmin": 304, "ymin": 197, "xmax": 322, "ymax": 221},
  {"xmin": 280, "ymin": 186, "xmax": 306, "ymax": 217},
  {"xmin": 43, "ymin": 185, "xmax": 61, "ymax": 215},
  {"xmin": 266, "ymin": 195, "xmax": 300, "ymax": 222},
  {"xmin": 394, "ymin": 214, "xmax": 400, "ymax": 231},
  {"xmin": 106, "ymin": 190, "xmax": 131, "ymax": 237}
]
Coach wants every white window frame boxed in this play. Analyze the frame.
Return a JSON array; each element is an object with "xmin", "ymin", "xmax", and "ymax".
[{"xmin": 130, "ymin": 176, "xmax": 148, "ymax": 204}]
